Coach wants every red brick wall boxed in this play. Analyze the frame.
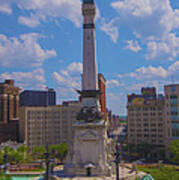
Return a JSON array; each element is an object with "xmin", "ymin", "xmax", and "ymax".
[{"xmin": 98, "ymin": 74, "xmax": 107, "ymax": 120}]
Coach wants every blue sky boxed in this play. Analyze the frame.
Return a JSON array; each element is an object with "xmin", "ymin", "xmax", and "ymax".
[{"xmin": 0, "ymin": 0, "xmax": 178, "ymax": 115}]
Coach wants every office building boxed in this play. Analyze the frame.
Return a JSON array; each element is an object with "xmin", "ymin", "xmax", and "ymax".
[
  {"xmin": 0, "ymin": 80, "xmax": 20, "ymax": 143},
  {"xmin": 164, "ymin": 84, "xmax": 179, "ymax": 157},
  {"xmin": 20, "ymin": 89, "xmax": 56, "ymax": 107},
  {"xmin": 0, "ymin": 80, "xmax": 20, "ymax": 123},
  {"xmin": 127, "ymin": 87, "xmax": 166, "ymax": 159},
  {"xmin": 19, "ymin": 101, "xmax": 81, "ymax": 150}
]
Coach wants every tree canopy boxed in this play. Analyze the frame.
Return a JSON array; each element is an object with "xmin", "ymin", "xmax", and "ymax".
[{"xmin": 169, "ymin": 140, "xmax": 179, "ymax": 164}]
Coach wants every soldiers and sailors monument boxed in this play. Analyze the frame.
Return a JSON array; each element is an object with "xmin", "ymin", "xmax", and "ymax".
[{"xmin": 65, "ymin": 0, "xmax": 111, "ymax": 177}]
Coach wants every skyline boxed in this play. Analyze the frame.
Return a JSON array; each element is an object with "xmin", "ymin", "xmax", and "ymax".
[{"xmin": 0, "ymin": 0, "xmax": 178, "ymax": 115}]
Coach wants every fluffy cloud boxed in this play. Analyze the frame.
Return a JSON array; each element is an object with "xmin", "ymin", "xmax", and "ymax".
[
  {"xmin": 146, "ymin": 33, "xmax": 179, "ymax": 61},
  {"xmin": 0, "ymin": 3, "xmax": 12, "ymax": 14},
  {"xmin": 118, "ymin": 61, "xmax": 179, "ymax": 82},
  {"xmin": 111, "ymin": 0, "xmax": 179, "ymax": 60},
  {"xmin": 52, "ymin": 62, "xmax": 82, "ymax": 98},
  {"xmin": 115, "ymin": 62, "xmax": 179, "ymax": 96},
  {"xmin": 0, "ymin": 68, "xmax": 46, "ymax": 90},
  {"xmin": 18, "ymin": 13, "xmax": 42, "ymax": 28},
  {"xmin": 100, "ymin": 18, "xmax": 119, "ymax": 43},
  {"xmin": 0, "ymin": 33, "xmax": 56, "ymax": 68},
  {"xmin": 67, "ymin": 62, "xmax": 82, "ymax": 73},
  {"xmin": 107, "ymin": 79, "xmax": 124, "ymax": 88},
  {"xmin": 0, "ymin": 0, "xmax": 82, "ymax": 27},
  {"xmin": 129, "ymin": 66, "xmax": 168, "ymax": 79},
  {"xmin": 112, "ymin": 0, "xmax": 179, "ymax": 39},
  {"xmin": 124, "ymin": 40, "xmax": 142, "ymax": 52}
]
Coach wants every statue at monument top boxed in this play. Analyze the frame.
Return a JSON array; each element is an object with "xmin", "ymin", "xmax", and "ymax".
[{"xmin": 83, "ymin": 0, "xmax": 94, "ymax": 4}]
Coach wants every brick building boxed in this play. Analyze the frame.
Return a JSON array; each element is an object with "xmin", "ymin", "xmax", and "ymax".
[
  {"xmin": 0, "ymin": 80, "xmax": 20, "ymax": 123},
  {"xmin": 0, "ymin": 80, "xmax": 20, "ymax": 143},
  {"xmin": 98, "ymin": 73, "xmax": 107, "ymax": 119}
]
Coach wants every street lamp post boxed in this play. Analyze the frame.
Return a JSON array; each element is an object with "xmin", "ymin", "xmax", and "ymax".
[
  {"xmin": 3, "ymin": 151, "xmax": 8, "ymax": 174},
  {"xmin": 44, "ymin": 88, "xmax": 50, "ymax": 180},
  {"xmin": 44, "ymin": 149, "xmax": 50, "ymax": 180},
  {"xmin": 115, "ymin": 142, "xmax": 120, "ymax": 180}
]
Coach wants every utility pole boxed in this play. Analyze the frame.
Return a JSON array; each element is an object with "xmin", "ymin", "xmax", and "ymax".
[
  {"xmin": 44, "ymin": 144, "xmax": 50, "ymax": 180},
  {"xmin": 44, "ymin": 90, "xmax": 50, "ymax": 180},
  {"xmin": 115, "ymin": 142, "xmax": 120, "ymax": 180}
]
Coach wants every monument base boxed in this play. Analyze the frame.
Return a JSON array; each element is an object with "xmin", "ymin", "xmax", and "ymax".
[{"xmin": 65, "ymin": 120, "xmax": 111, "ymax": 177}]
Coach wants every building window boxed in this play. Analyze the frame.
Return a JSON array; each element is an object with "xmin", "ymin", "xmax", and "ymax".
[
  {"xmin": 170, "ymin": 95, "xmax": 177, "ymax": 99},
  {"xmin": 171, "ymin": 86, "xmax": 176, "ymax": 92}
]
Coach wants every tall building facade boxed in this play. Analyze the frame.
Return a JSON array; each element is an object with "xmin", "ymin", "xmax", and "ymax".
[
  {"xmin": 0, "ymin": 80, "xmax": 20, "ymax": 143},
  {"xmin": 164, "ymin": 84, "xmax": 179, "ymax": 156},
  {"xmin": 0, "ymin": 80, "xmax": 20, "ymax": 123},
  {"xmin": 127, "ymin": 87, "xmax": 166, "ymax": 159},
  {"xmin": 19, "ymin": 102, "xmax": 81, "ymax": 150},
  {"xmin": 98, "ymin": 73, "xmax": 107, "ymax": 117},
  {"xmin": 20, "ymin": 89, "xmax": 56, "ymax": 107}
]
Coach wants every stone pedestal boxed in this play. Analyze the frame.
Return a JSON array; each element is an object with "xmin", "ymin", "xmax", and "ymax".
[{"xmin": 65, "ymin": 120, "xmax": 111, "ymax": 177}]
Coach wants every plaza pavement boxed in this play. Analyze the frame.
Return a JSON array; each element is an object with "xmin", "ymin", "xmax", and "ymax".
[{"xmin": 53, "ymin": 165, "xmax": 146, "ymax": 180}]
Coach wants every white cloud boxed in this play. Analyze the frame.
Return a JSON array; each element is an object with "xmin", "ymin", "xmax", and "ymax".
[
  {"xmin": 146, "ymin": 33, "xmax": 179, "ymax": 61},
  {"xmin": 168, "ymin": 61, "xmax": 179, "ymax": 72},
  {"xmin": 67, "ymin": 62, "xmax": 82, "ymax": 73},
  {"xmin": 52, "ymin": 61, "xmax": 82, "ymax": 94},
  {"xmin": 0, "ymin": 3, "xmax": 12, "ymax": 14},
  {"xmin": 119, "ymin": 61, "xmax": 179, "ymax": 81},
  {"xmin": 111, "ymin": 0, "xmax": 179, "ymax": 61},
  {"xmin": 107, "ymin": 79, "xmax": 124, "ymax": 88},
  {"xmin": 17, "ymin": 0, "xmax": 82, "ymax": 27},
  {"xmin": 124, "ymin": 40, "xmax": 142, "ymax": 52},
  {"xmin": 100, "ymin": 18, "xmax": 119, "ymax": 43},
  {"xmin": 18, "ymin": 13, "xmax": 42, "ymax": 28},
  {"xmin": 0, "ymin": 33, "xmax": 56, "ymax": 68},
  {"xmin": 130, "ymin": 66, "xmax": 168, "ymax": 79},
  {"xmin": 0, "ymin": 68, "xmax": 46, "ymax": 90},
  {"xmin": 0, "ymin": 0, "xmax": 102, "ymax": 28},
  {"xmin": 111, "ymin": 0, "xmax": 179, "ymax": 39}
]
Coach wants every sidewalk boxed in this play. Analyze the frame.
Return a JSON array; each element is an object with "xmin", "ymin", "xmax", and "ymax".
[{"xmin": 54, "ymin": 166, "xmax": 146, "ymax": 180}]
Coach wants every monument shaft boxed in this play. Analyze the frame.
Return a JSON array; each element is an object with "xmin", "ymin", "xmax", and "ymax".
[{"xmin": 82, "ymin": 0, "xmax": 98, "ymax": 91}]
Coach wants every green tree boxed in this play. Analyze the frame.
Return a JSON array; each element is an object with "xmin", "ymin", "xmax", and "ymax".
[
  {"xmin": 136, "ymin": 143, "xmax": 157, "ymax": 159},
  {"xmin": 0, "ymin": 151, "xmax": 3, "ymax": 165},
  {"xmin": 17, "ymin": 145, "xmax": 29, "ymax": 163},
  {"xmin": 31, "ymin": 146, "xmax": 45, "ymax": 160},
  {"xmin": 169, "ymin": 140, "xmax": 179, "ymax": 164},
  {"xmin": 17, "ymin": 145, "xmax": 28, "ymax": 153},
  {"xmin": 58, "ymin": 143, "xmax": 68, "ymax": 162},
  {"xmin": 49, "ymin": 143, "xmax": 68, "ymax": 163},
  {"xmin": 0, "ymin": 146, "xmax": 29, "ymax": 165},
  {"xmin": 49, "ymin": 145, "xmax": 57, "ymax": 159}
]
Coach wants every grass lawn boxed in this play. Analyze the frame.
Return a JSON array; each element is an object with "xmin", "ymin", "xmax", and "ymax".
[{"xmin": 137, "ymin": 165, "xmax": 179, "ymax": 180}]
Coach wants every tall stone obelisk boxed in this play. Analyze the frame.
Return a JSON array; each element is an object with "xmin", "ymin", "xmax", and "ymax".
[
  {"xmin": 82, "ymin": 0, "xmax": 98, "ymax": 91},
  {"xmin": 79, "ymin": 0, "xmax": 101, "ymax": 115},
  {"xmin": 65, "ymin": 0, "xmax": 111, "ymax": 177}
]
